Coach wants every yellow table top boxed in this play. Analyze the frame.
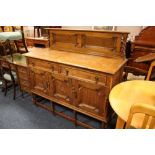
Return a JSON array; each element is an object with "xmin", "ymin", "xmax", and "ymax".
[{"xmin": 109, "ymin": 80, "xmax": 155, "ymax": 128}]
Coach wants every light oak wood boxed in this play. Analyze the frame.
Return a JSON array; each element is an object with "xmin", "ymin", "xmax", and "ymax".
[
  {"xmin": 26, "ymin": 37, "xmax": 49, "ymax": 47},
  {"xmin": 146, "ymin": 60, "xmax": 155, "ymax": 80},
  {"xmin": 109, "ymin": 80, "xmax": 155, "ymax": 128},
  {"xmin": 48, "ymin": 28, "xmax": 128, "ymax": 58},
  {"xmin": 23, "ymin": 29, "xmax": 128, "ymax": 127},
  {"xmin": 125, "ymin": 103, "xmax": 155, "ymax": 129},
  {"xmin": 25, "ymin": 47, "xmax": 126, "ymax": 74}
]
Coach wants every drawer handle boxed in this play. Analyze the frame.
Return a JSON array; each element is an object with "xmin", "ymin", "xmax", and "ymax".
[{"xmin": 95, "ymin": 76, "xmax": 99, "ymax": 83}]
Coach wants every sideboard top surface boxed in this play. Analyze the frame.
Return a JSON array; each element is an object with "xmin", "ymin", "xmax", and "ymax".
[
  {"xmin": 46, "ymin": 28, "xmax": 129, "ymax": 34},
  {"xmin": 24, "ymin": 47, "xmax": 126, "ymax": 74}
]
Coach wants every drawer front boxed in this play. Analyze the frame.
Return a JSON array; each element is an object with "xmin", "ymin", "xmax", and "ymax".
[
  {"xmin": 27, "ymin": 58, "xmax": 60, "ymax": 73},
  {"xmin": 60, "ymin": 65, "xmax": 107, "ymax": 85}
]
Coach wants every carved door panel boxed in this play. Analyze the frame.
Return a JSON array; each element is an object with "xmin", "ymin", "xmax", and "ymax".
[
  {"xmin": 76, "ymin": 81, "xmax": 108, "ymax": 116},
  {"xmin": 30, "ymin": 68, "xmax": 49, "ymax": 95},
  {"xmin": 49, "ymin": 73, "xmax": 73, "ymax": 104}
]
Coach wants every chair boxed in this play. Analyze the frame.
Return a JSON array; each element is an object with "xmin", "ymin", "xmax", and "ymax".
[
  {"xmin": 123, "ymin": 59, "xmax": 155, "ymax": 81},
  {"xmin": 0, "ymin": 26, "xmax": 28, "ymax": 54},
  {"xmin": 125, "ymin": 103, "xmax": 155, "ymax": 129},
  {"xmin": 0, "ymin": 59, "xmax": 18, "ymax": 100}
]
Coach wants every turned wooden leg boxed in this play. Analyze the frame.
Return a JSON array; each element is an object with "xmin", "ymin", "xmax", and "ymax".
[
  {"xmin": 4, "ymin": 81, "xmax": 7, "ymax": 96},
  {"xmin": 116, "ymin": 116, "xmax": 125, "ymax": 129}
]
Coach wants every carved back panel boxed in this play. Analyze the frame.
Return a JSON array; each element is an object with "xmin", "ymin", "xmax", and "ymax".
[
  {"xmin": 135, "ymin": 26, "xmax": 155, "ymax": 42},
  {"xmin": 49, "ymin": 29, "xmax": 129, "ymax": 58}
]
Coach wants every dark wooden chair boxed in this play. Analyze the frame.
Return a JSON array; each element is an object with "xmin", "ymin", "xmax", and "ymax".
[
  {"xmin": 123, "ymin": 26, "xmax": 155, "ymax": 81},
  {"xmin": 0, "ymin": 26, "xmax": 29, "ymax": 54},
  {"xmin": 0, "ymin": 59, "xmax": 18, "ymax": 100}
]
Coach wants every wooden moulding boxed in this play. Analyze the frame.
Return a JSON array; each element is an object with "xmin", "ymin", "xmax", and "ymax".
[{"xmin": 49, "ymin": 29, "xmax": 129, "ymax": 58}]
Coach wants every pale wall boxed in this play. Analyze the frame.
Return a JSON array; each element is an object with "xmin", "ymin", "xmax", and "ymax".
[
  {"xmin": 116, "ymin": 26, "xmax": 143, "ymax": 41},
  {"xmin": 62, "ymin": 26, "xmax": 143, "ymax": 40},
  {"xmin": 24, "ymin": 26, "xmax": 144, "ymax": 40}
]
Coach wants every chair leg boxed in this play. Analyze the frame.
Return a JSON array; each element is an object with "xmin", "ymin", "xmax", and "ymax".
[
  {"xmin": 4, "ymin": 81, "xmax": 7, "ymax": 96},
  {"xmin": 13, "ymin": 83, "xmax": 16, "ymax": 100}
]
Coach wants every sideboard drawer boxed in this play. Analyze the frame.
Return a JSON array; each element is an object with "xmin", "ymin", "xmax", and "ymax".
[
  {"xmin": 27, "ymin": 58, "xmax": 59, "ymax": 73},
  {"xmin": 61, "ymin": 65, "xmax": 107, "ymax": 85}
]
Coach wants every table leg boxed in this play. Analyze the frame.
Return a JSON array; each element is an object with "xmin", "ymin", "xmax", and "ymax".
[{"xmin": 116, "ymin": 116, "xmax": 125, "ymax": 129}]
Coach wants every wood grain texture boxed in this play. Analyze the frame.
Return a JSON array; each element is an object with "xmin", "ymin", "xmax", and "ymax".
[
  {"xmin": 24, "ymin": 47, "xmax": 126, "ymax": 74},
  {"xmin": 48, "ymin": 29, "xmax": 129, "ymax": 58},
  {"xmin": 24, "ymin": 29, "xmax": 128, "ymax": 127},
  {"xmin": 109, "ymin": 80, "xmax": 155, "ymax": 128}
]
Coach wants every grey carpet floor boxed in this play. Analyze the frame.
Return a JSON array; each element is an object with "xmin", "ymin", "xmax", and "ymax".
[{"xmin": 0, "ymin": 86, "xmax": 116, "ymax": 129}]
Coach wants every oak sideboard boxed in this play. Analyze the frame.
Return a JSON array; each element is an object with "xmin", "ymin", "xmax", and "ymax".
[{"xmin": 24, "ymin": 29, "xmax": 129, "ymax": 128}]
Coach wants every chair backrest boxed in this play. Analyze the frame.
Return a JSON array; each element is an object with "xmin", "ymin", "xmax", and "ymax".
[
  {"xmin": 146, "ymin": 60, "xmax": 155, "ymax": 80},
  {"xmin": 0, "ymin": 59, "xmax": 15, "ymax": 82},
  {"xmin": 125, "ymin": 103, "xmax": 155, "ymax": 129},
  {"xmin": 0, "ymin": 39, "xmax": 15, "ymax": 56}
]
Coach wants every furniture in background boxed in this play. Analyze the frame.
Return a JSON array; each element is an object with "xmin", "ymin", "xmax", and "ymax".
[
  {"xmin": 109, "ymin": 80, "xmax": 155, "ymax": 129},
  {"xmin": 26, "ymin": 37, "xmax": 49, "ymax": 48},
  {"xmin": 124, "ymin": 26, "xmax": 155, "ymax": 80},
  {"xmin": 34, "ymin": 26, "xmax": 41, "ymax": 38},
  {"xmin": 24, "ymin": 29, "xmax": 128, "ymax": 128},
  {"xmin": 125, "ymin": 103, "xmax": 155, "ymax": 129},
  {"xmin": 0, "ymin": 26, "xmax": 29, "ymax": 54},
  {"xmin": 26, "ymin": 26, "xmax": 62, "ymax": 48},
  {"xmin": 34, "ymin": 26, "xmax": 61, "ymax": 38},
  {"xmin": 0, "ymin": 59, "xmax": 18, "ymax": 100}
]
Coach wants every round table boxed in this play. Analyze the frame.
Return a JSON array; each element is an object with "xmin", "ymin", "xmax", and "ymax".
[{"xmin": 109, "ymin": 80, "xmax": 155, "ymax": 128}]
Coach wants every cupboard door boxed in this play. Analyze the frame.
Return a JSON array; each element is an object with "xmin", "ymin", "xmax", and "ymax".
[
  {"xmin": 49, "ymin": 73, "xmax": 73, "ymax": 104},
  {"xmin": 30, "ymin": 68, "xmax": 49, "ymax": 95},
  {"xmin": 76, "ymin": 81, "xmax": 108, "ymax": 116}
]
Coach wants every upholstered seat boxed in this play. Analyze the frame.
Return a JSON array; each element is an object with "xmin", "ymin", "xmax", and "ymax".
[
  {"xmin": 0, "ymin": 32, "xmax": 22, "ymax": 41},
  {"xmin": 0, "ymin": 59, "xmax": 18, "ymax": 100},
  {"xmin": 3, "ymin": 71, "xmax": 17, "ymax": 81},
  {"xmin": 0, "ymin": 26, "xmax": 28, "ymax": 54}
]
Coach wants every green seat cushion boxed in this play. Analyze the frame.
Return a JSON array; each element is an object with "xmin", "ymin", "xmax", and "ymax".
[{"xmin": 0, "ymin": 31, "xmax": 22, "ymax": 41}]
